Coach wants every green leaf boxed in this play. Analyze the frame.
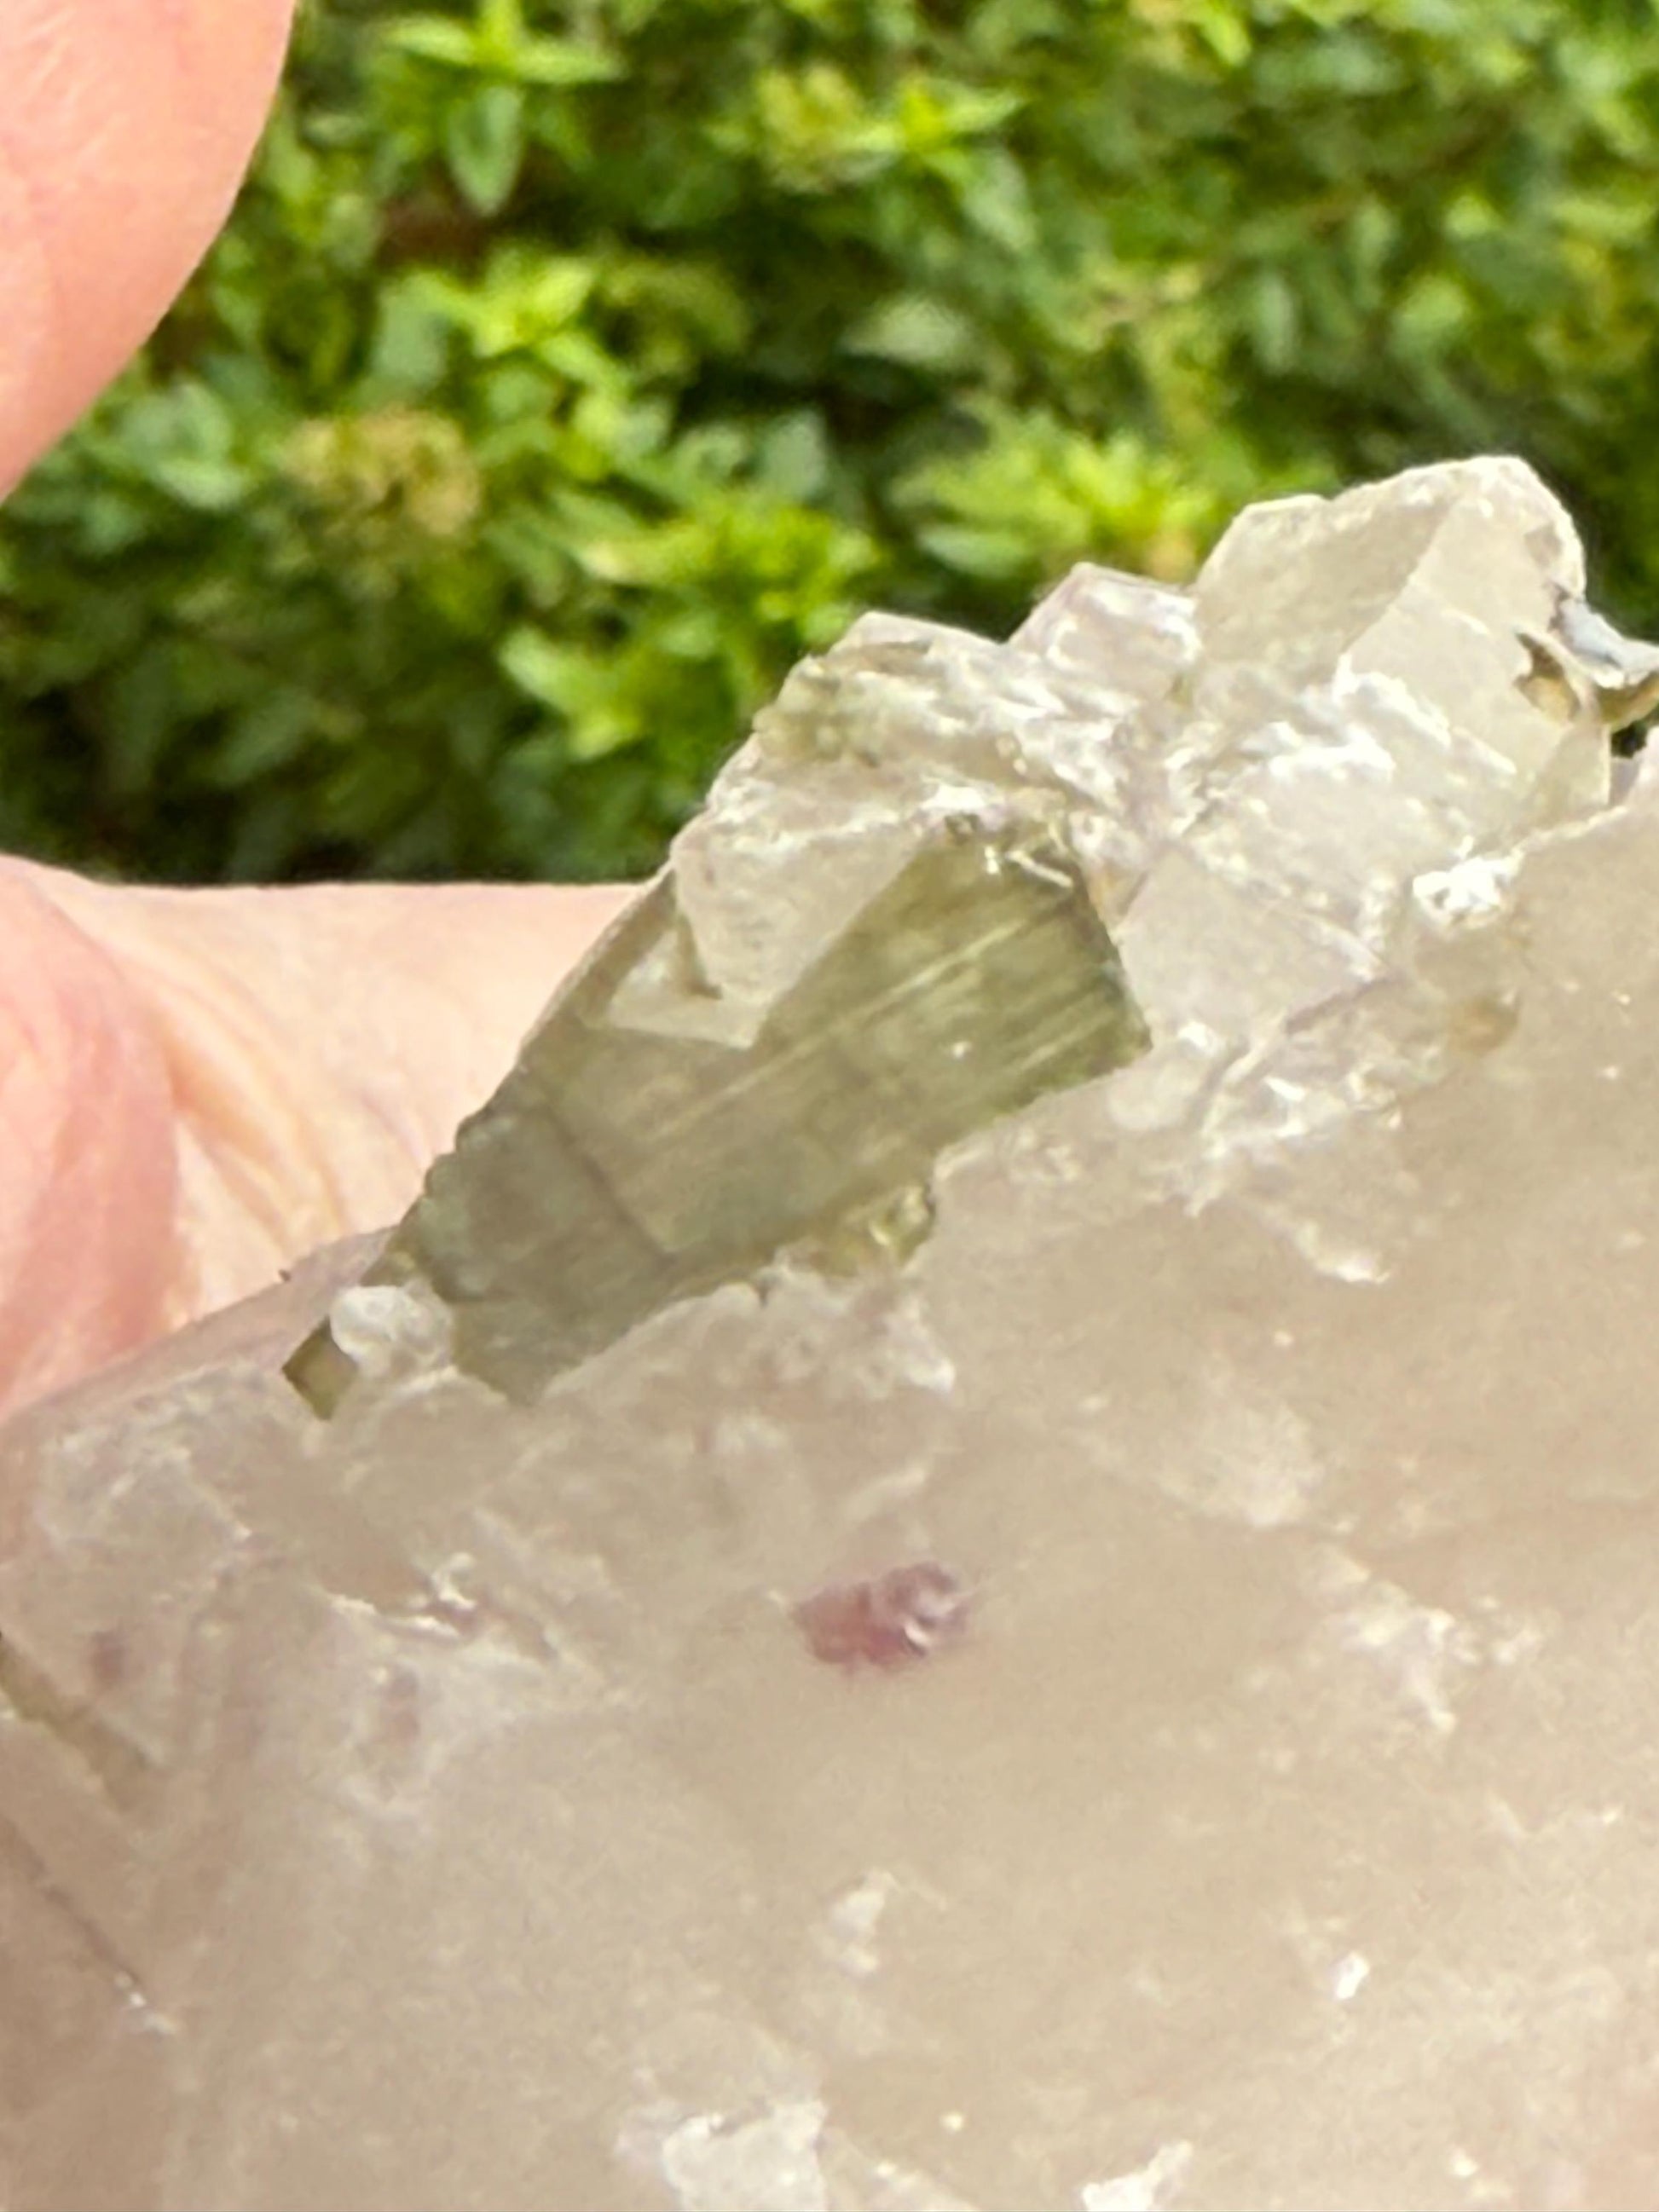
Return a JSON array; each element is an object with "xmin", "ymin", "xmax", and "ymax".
[
  {"xmin": 1246, "ymin": 268, "xmax": 1300, "ymax": 373},
  {"xmin": 916, "ymin": 523, "xmax": 1032, "ymax": 580},
  {"xmin": 211, "ymin": 690, "xmax": 318, "ymax": 789},
  {"xmin": 498, "ymin": 623, "xmax": 573, "ymax": 709},
  {"xmin": 475, "ymin": 0, "xmax": 525, "ymax": 64},
  {"xmin": 844, "ymin": 293, "xmax": 981, "ymax": 373},
  {"xmin": 955, "ymin": 147, "xmax": 1038, "ymax": 253},
  {"xmin": 445, "ymin": 84, "xmax": 526, "ymax": 216},
  {"xmin": 499, "ymin": 627, "xmax": 646, "ymax": 759},
  {"xmin": 367, "ymin": 278, "xmax": 454, "ymax": 396},
  {"xmin": 503, "ymin": 36, "xmax": 621, "ymax": 90},
  {"xmin": 753, "ymin": 411, "xmax": 830, "ymax": 501},
  {"xmin": 1191, "ymin": 0, "xmax": 1251, "ymax": 68},
  {"xmin": 382, "ymin": 14, "xmax": 480, "ymax": 70},
  {"xmin": 101, "ymin": 644, "xmax": 177, "ymax": 797}
]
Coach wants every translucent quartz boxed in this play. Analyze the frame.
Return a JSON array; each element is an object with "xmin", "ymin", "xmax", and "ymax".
[{"xmin": 9, "ymin": 459, "xmax": 1659, "ymax": 2210}]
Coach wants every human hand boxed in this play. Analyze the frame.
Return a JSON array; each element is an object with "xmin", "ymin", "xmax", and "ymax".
[{"xmin": 0, "ymin": 0, "xmax": 630, "ymax": 1420}]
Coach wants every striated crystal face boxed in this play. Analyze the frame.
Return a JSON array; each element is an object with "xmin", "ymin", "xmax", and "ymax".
[
  {"xmin": 287, "ymin": 829, "xmax": 1149, "ymax": 1409},
  {"xmin": 13, "ymin": 458, "xmax": 1659, "ymax": 2210}
]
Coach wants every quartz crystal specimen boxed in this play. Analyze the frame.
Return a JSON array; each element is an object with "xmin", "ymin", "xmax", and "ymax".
[{"xmin": 13, "ymin": 458, "xmax": 1659, "ymax": 2209}]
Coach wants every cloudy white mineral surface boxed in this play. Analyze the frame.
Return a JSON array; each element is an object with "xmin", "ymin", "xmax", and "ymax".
[{"xmin": 8, "ymin": 458, "xmax": 1659, "ymax": 2209}]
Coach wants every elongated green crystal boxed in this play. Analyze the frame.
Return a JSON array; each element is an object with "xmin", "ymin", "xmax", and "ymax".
[{"xmin": 286, "ymin": 823, "xmax": 1147, "ymax": 1408}]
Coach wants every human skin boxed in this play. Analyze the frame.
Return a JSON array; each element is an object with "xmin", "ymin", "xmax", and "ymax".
[{"xmin": 0, "ymin": 0, "xmax": 627, "ymax": 1419}]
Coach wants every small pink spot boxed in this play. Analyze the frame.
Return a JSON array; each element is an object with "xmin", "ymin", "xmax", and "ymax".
[
  {"xmin": 88, "ymin": 1627, "xmax": 128, "ymax": 1692},
  {"xmin": 795, "ymin": 1561, "xmax": 969, "ymax": 1671}
]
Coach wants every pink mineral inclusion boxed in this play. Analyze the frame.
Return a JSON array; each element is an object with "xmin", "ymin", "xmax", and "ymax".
[{"xmin": 794, "ymin": 1560, "xmax": 970, "ymax": 1671}]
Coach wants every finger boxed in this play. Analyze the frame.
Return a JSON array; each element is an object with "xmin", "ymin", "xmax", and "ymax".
[
  {"xmin": 0, "ymin": 866, "xmax": 176, "ymax": 1412},
  {"xmin": 2, "ymin": 866, "xmax": 633, "ymax": 1416},
  {"xmin": 0, "ymin": 0, "xmax": 296, "ymax": 494}
]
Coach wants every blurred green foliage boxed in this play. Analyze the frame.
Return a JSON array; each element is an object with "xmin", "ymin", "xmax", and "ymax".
[{"xmin": 5, "ymin": 0, "xmax": 1659, "ymax": 882}]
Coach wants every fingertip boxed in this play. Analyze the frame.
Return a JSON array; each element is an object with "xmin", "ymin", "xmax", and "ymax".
[{"xmin": 0, "ymin": 0, "xmax": 297, "ymax": 494}]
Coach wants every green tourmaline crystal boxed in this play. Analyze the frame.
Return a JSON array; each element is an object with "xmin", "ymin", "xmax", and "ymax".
[{"xmin": 286, "ymin": 822, "xmax": 1148, "ymax": 1409}]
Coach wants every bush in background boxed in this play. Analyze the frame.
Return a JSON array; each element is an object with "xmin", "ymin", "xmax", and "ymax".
[{"xmin": 3, "ymin": 0, "xmax": 1659, "ymax": 883}]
